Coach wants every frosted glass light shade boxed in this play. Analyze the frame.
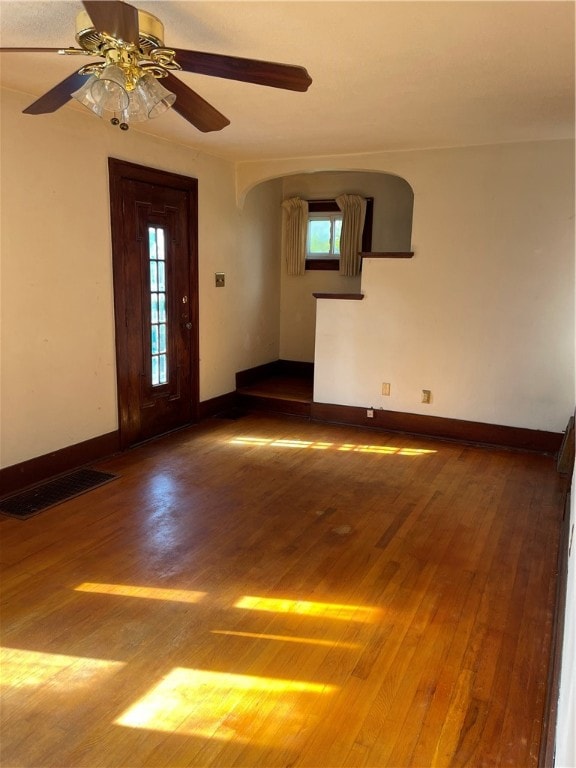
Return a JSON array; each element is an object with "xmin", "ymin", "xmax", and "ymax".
[
  {"xmin": 137, "ymin": 73, "xmax": 176, "ymax": 119},
  {"xmin": 91, "ymin": 65, "xmax": 129, "ymax": 112},
  {"xmin": 72, "ymin": 75, "xmax": 104, "ymax": 117},
  {"xmin": 121, "ymin": 89, "xmax": 149, "ymax": 125}
]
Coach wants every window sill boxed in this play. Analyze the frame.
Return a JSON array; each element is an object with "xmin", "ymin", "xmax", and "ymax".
[
  {"xmin": 312, "ymin": 292, "xmax": 364, "ymax": 300},
  {"xmin": 360, "ymin": 251, "xmax": 414, "ymax": 258},
  {"xmin": 305, "ymin": 259, "xmax": 339, "ymax": 271}
]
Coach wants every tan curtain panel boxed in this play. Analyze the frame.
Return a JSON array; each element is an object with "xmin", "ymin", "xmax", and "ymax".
[
  {"xmin": 282, "ymin": 197, "xmax": 308, "ymax": 276},
  {"xmin": 336, "ymin": 194, "xmax": 367, "ymax": 276}
]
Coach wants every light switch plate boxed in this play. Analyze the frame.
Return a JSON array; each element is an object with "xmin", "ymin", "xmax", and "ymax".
[{"xmin": 215, "ymin": 272, "xmax": 225, "ymax": 287}]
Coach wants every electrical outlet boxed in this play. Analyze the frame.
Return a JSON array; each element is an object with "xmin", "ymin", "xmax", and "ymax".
[
  {"xmin": 366, "ymin": 408, "xmax": 374, "ymax": 418},
  {"xmin": 422, "ymin": 389, "xmax": 432, "ymax": 404},
  {"xmin": 381, "ymin": 382, "xmax": 391, "ymax": 396}
]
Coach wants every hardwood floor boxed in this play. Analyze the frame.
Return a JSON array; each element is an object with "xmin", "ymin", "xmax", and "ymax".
[{"xmin": 0, "ymin": 413, "xmax": 566, "ymax": 767}]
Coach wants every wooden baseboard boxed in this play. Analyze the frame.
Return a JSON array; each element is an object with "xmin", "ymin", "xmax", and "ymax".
[
  {"xmin": 234, "ymin": 362, "xmax": 563, "ymax": 455},
  {"xmin": 236, "ymin": 359, "xmax": 313, "ymax": 388},
  {"xmin": 557, "ymin": 415, "xmax": 575, "ymax": 475},
  {"xmin": 539, "ymin": 484, "xmax": 572, "ymax": 767},
  {"xmin": 0, "ymin": 431, "xmax": 120, "ymax": 497},
  {"xmin": 198, "ymin": 392, "xmax": 237, "ymax": 419},
  {"xmin": 310, "ymin": 402, "xmax": 563, "ymax": 454},
  {"xmin": 0, "ymin": 392, "xmax": 237, "ymax": 496}
]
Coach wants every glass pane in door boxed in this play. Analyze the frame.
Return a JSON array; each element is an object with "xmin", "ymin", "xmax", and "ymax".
[{"xmin": 148, "ymin": 226, "xmax": 168, "ymax": 386}]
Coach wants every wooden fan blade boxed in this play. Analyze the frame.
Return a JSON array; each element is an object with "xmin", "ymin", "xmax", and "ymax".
[
  {"xmin": 172, "ymin": 48, "xmax": 312, "ymax": 92},
  {"xmin": 163, "ymin": 72, "xmax": 230, "ymax": 133},
  {"xmin": 82, "ymin": 1, "xmax": 139, "ymax": 45},
  {"xmin": 22, "ymin": 71, "xmax": 88, "ymax": 114}
]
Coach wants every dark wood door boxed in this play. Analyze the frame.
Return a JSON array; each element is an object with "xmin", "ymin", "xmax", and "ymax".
[{"xmin": 109, "ymin": 159, "xmax": 198, "ymax": 449}]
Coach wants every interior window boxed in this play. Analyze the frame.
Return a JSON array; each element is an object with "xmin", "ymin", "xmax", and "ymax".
[
  {"xmin": 305, "ymin": 198, "xmax": 373, "ymax": 271},
  {"xmin": 307, "ymin": 213, "xmax": 342, "ymax": 260}
]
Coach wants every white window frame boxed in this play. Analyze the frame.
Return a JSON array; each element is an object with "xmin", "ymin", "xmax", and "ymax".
[{"xmin": 306, "ymin": 212, "xmax": 343, "ymax": 261}]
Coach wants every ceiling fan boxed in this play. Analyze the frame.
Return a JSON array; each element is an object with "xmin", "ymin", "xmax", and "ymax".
[{"xmin": 0, "ymin": 0, "xmax": 313, "ymax": 132}]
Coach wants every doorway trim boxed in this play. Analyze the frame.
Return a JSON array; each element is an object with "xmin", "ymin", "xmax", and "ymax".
[{"xmin": 108, "ymin": 157, "xmax": 199, "ymax": 449}]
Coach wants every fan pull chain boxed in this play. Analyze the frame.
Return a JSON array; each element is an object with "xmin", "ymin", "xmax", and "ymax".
[{"xmin": 110, "ymin": 115, "xmax": 129, "ymax": 131}]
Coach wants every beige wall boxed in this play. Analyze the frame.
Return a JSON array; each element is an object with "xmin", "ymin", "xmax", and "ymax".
[
  {"xmin": 2, "ymin": 83, "xmax": 574, "ymax": 465},
  {"xmin": 0, "ymin": 88, "xmax": 280, "ymax": 467},
  {"xmin": 278, "ymin": 171, "xmax": 413, "ymax": 361},
  {"xmin": 239, "ymin": 140, "xmax": 575, "ymax": 433},
  {"xmin": 222, "ymin": 177, "xmax": 282, "ymax": 377}
]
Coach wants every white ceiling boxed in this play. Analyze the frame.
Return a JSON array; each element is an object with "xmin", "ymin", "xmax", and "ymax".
[{"xmin": 0, "ymin": 0, "xmax": 574, "ymax": 161}]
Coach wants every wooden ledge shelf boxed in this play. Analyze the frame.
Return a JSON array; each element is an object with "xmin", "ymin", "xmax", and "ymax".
[
  {"xmin": 313, "ymin": 293, "xmax": 364, "ymax": 300},
  {"xmin": 360, "ymin": 251, "xmax": 414, "ymax": 258}
]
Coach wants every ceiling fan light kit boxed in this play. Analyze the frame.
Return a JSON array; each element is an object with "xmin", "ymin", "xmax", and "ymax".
[
  {"xmin": 73, "ymin": 8, "xmax": 185, "ymax": 130},
  {"xmin": 72, "ymin": 62, "xmax": 177, "ymax": 130},
  {"xmin": 0, "ymin": 0, "xmax": 312, "ymax": 134}
]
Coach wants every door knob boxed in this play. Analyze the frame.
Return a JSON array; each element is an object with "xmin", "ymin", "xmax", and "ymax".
[{"xmin": 184, "ymin": 321, "xmax": 192, "ymax": 330}]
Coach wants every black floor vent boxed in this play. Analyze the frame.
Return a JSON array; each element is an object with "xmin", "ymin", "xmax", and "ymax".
[{"xmin": 0, "ymin": 468, "xmax": 118, "ymax": 519}]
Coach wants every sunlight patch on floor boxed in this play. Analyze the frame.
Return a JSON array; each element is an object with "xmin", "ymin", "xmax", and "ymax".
[
  {"xmin": 338, "ymin": 443, "xmax": 436, "ymax": 455},
  {"xmin": 115, "ymin": 667, "xmax": 337, "ymax": 743},
  {"xmin": 74, "ymin": 582, "xmax": 207, "ymax": 604},
  {"xmin": 211, "ymin": 629, "xmax": 361, "ymax": 649},
  {"xmin": 229, "ymin": 436, "xmax": 436, "ymax": 456},
  {"xmin": 234, "ymin": 595, "xmax": 380, "ymax": 623},
  {"xmin": 0, "ymin": 647, "xmax": 124, "ymax": 690}
]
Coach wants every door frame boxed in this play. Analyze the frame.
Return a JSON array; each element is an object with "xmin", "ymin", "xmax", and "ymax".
[{"xmin": 108, "ymin": 157, "xmax": 199, "ymax": 449}]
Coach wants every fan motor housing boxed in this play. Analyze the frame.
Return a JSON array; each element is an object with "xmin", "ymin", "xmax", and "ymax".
[{"xmin": 75, "ymin": 9, "xmax": 165, "ymax": 54}]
